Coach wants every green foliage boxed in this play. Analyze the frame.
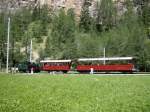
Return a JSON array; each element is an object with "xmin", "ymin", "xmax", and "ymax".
[
  {"xmin": 141, "ymin": 1, "xmax": 150, "ymax": 37},
  {"xmin": 76, "ymin": 33, "xmax": 102, "ymax": 58},
  {"xmin": 134, "ymin": 0, "xmax": 150, "ymax": 38},
  {"xmin": 32, "ymin": 5, "xmax": 51, "ymax": 35},
  {"xmin": 96, "ymin": 0, "xmax": 117, "ymax": 32},
  {"xmin": 144, "ymin": 39, "xmax": 150, "ymax": 71},
  {"xmin": 25, "ymin": 21, "xmax": 43, "ymax": 40},
  {"xmin": 10, "ymin": 9, "xmax": 33, "ymax": 66},
  {"xmin": 103, "ymin": 22, "xmax": 146, "ymax": 57},
  {"xmin": 45, "ymin": 9, "xmax": 77, "ymax": 59},
  {"xmin": 79, "ymin": 0, "xmax": 93, "ymax": 32},
  {"xmin": 0, "ymin": 12, "xmax": 7, "ymax": 67},
  {"xmin": 11, "ymin": 8, "xmax": 32, "ymax": 42}
]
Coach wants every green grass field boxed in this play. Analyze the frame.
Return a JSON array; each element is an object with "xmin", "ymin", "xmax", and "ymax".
[{"xmin": 0, "ymin": 74, "xmax": 150, "ymax": 112}]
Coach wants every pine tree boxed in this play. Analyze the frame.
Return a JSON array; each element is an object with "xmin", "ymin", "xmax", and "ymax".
[
  {"xmin": 79, "ymin": 0, "xmax": 93, "ymax": 32},
  {"xmin": 141, "ymin": 1, "xmax": 150, "ymax": 38},
  {"xmin": 96, "ymin": 0, "xmax": 116, "ymax": 32},
  {"xmin": 134, "ymin": 0, "xmax": 150, "ymax": 38},
  {"xmin": 45, "ymin": 9, "xmax": 77, "ymax": 59},
  {"xmin": 0, "ymin": 12, "xmax": 7, "ymax": 68}
]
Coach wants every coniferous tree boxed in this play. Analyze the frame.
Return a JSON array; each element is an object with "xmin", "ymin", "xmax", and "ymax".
[
  {"xmin": 96, "ymin": 0, "xmax": 116, "ymax": 32},
  {"xmin": 45, "ymin": 9, "xmax": 76, "ymax": 59},
  {"xmin": 79, "ymin": 0, "xmax": 93, "ymax": 32},
  {"xmin": 133, "ymin": 0, "xmax": 150, "ymax": 38},
  {"xmin": 0, "ymin": 12, "xmax": 7, "ymax": 68},
  {"xmin": 10, "ymin": 9, "xmax": 32, "ymax": 65},
  {"xmin": 141, "ymin": 1, "xmax": 150, "ymax": 38}
]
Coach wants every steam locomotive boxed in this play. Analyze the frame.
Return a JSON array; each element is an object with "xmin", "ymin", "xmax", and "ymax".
[{"xmin": 17, "ymin": 57, "xmax": 137, "ymax": 73}]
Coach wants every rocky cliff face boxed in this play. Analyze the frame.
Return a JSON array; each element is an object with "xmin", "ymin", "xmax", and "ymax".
[
  {"xmin": 39, "ymin": 0, "xmax": 128, "ymax": 19},
  {"xmin": 0, "ymin": 0, "xmax": 37, "ymax": 10},
  {"xmin": 0, "ymin": 0, "xmax": 127, "ymax": 17},
  {"xmin": 0, "ymin": 0, "xmax": 82, "ymax": 18}
]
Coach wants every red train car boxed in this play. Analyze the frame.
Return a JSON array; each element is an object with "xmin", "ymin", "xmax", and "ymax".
[
  {"xmin": 76, "ymin": 57, "xmax": 136, "ymax": 73},
  {"xmin": 40, "ymin": 60, "xmax": 72, "ymax": 73}
]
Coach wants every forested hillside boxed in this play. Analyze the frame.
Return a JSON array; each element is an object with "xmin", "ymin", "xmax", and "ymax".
[{"xmin": 0, "ymin": 0, "xmax": 150, "ymax": 71}]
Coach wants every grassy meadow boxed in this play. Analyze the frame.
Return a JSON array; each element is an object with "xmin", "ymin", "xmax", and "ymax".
[{"xmin": 0, "ymin": 74, "xmax": 150, "ymax": 112}]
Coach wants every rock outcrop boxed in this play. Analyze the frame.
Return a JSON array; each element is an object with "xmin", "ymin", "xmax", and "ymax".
[{"xmin": 0, "ymin": 0, "xmax": 128, "ymax": 17}]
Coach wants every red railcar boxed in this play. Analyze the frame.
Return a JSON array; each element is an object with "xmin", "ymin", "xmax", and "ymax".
[
  {"xmin": 40, "ymin": 60, "xmax": 72, "ymax": 73},
  {"xmin": 76, "ymin": 57, "xmax": 136, "ymax": 73}
]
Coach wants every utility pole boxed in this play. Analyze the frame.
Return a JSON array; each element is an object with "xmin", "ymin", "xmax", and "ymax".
[
  {"xmin": 6, "ymin": 17, "xmax": 10, "ymax": 73},
  {"xmin": 29, "ymin": 39, "xmax": 32, "ymax": 62},
  {"xmin": 103, "ymin": 47, "xmax": 106, "ymax": 65}
]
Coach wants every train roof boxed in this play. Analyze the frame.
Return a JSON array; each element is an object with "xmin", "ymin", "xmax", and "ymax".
[
  {"xmin": 40, "ymin": 60, "xmax": 72, "ymax": 63},
  {"xmin": 78, "ymin": 57, "xmax": 134, "ymax": 61}
]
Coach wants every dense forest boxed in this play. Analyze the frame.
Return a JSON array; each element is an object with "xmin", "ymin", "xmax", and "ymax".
[{"xmin": 0, "ymin": 0, "xmax": 150, "ymax": 71}]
